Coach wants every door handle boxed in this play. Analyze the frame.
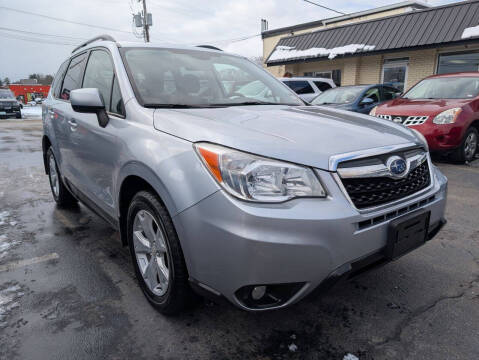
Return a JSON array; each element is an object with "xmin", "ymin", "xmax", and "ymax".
[{"xmin": 68, "ymin": 119, "xmax": 78, "ymax": 130}]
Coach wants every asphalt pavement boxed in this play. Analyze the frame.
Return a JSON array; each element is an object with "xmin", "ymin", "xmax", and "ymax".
[{"xmin": 0, "ymin": 118, "xmax": 478, "ymax": 360}]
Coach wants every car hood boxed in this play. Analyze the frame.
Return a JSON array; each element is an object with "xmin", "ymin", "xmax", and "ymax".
[
  {"xmin": 153, "ymin": 105, "xmax": 419, "ymax": 170},
  {"xmin": 377, "ymin": 98, "xmax": 470, "ymax": 116}
]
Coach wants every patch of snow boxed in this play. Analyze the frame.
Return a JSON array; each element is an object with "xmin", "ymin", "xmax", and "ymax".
[
  {"xmin": 9, "ymin": 221, "xmax": 17, "ymax": 227},
  {"xmin": 462, "ymin": 25, "xmax": 479, "ymax": 39},
  {"xmin": 288, "ymin": 343, "xmax": 298, "ymax": 352},
  {"xmin": 344, "ymin": 354, "xmax": 359, "ymax": 360},
  {"xmin": 0, "ymin": 211, "xmax": 10, "ymax": 225},
  {"xmin": 21, "ymin": 105, "xmax": 42, "ymax": 119},
  {"xmin": 0, "ymin": 285, "xmax": 24, "ymax": 327},
  {"xmin": 269, "ymin": 44, "xmax": 376, "ymax": 61}
]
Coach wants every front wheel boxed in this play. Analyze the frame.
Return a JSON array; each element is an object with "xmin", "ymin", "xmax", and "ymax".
[
  {"xmin": 46, "ymin": 148, "xmax": 77, "ymax": 206},
  {"xmin": 452, "ymin": 127, "xmax": 478, "ymax": 163},
  {"xmin": 127, "ymin": 191, "xmax": 194, "ymax": 315}
]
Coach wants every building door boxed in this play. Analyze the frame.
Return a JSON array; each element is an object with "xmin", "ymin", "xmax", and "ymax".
[{"xmin": 382, "ymin": 58, "xmax": 408, "ymax": 92}]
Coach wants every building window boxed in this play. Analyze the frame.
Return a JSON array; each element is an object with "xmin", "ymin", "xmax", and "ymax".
[
  {"xmin": 382, "ymin": 58, "xmax": 408, "ymax": 92},
  {"xmin": 437, "ymin": 51, "xmax": 479, "ymax": 74},
  {"xmin": 304, "ymin": 69, "xmax": 341, "ymax": 86}
]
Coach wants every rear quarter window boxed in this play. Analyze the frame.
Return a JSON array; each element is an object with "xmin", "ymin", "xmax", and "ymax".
[
  {"xmin": 283, "ymin": 80, "xmax": 314, "ymax": 95},
  {"xmin": 314, "ymin": 81, "xmax": 332, "ymax": 92}
]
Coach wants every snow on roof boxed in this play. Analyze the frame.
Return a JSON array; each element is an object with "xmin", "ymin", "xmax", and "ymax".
[
  {"xmin": 461, "ymin": 25, "xmax": 479, "ymax": 40},
  {"xmin": 268, "ymin": 44, "xmax": 376, "ymax": 61}
]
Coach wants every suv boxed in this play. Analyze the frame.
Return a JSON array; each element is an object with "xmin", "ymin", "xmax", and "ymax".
[
  {"xmin": 280, "ymin": 77, "xmax": 336, "ymax": 102},
  {"xmin": 371, "ymin": 73, "xmax": 479, "ymax": 162},
  {"xmin": 42, "ymin": 36, "xmax": 447, "ymax": 314},
  {"xmin": 0, "ymin": 89, "xmax": 22, "ymax": 119}
]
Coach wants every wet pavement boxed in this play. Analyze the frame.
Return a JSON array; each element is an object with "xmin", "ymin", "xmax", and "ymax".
[{"xmin": 0, "ymin": 118, "xmax": 478, "ymax": 360}]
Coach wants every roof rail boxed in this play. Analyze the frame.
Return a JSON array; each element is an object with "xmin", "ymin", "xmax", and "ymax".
[
  {"xmin": 196, "ymin": 45, "xmax": 223, "ymax": 51},
  {"xmin": 72, "ymin": 34, "xmax": 116, "ymax": 54}
]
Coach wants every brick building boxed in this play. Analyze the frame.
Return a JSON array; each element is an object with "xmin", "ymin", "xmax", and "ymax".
[{"xmin": 263, "ymin": 1, "xmax": 479, "ymax": 92}]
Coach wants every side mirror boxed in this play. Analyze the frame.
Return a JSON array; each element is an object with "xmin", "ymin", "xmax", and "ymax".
[
  {"xmin": 360, "ymin": 97, "xmax": 374, "ymax": 106},
  {"xmin": 70, "ymin": 88, "xmax": 109, "ymax": 128}
]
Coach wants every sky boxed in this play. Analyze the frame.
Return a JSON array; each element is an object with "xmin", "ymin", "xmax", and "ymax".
[{"xmin": 0, "ymin": 0, "xmax": 456, "ymax": 81}]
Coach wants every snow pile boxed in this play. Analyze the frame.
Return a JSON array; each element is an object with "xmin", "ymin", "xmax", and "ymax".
[
  {"xmin": 343, "ymin": 354, "xmax": 359, "ymax": 360},
  {"xmin": 0, "ymin": 211, "xmax": 10, "ymax": 225},
  {"xmin": 21, "ymin": 105, "xmax": 42, "ymax": 119},
  {"xmin": 269, "ymin": 44, "xmax": 376, "ymax": 61},
  {"xmin": 462, "ymin": 25, "xmax": 479, "ymax": 39}
]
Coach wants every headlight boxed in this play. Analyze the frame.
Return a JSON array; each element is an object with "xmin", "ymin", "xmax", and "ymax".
[
  {"xmin": 195, "ymin": 143, "xmax": 326, "ymax": 202},
  {"xmin": 411, "ymin": 129, "xmax": 429, "ymax": 151},
  {"xmin": 433, "ymin": 108, "xmax": 462, "ymax": 124},
  {"xmin": 369, "ymin": 106, "xmax": 378, "ymax": 116}
]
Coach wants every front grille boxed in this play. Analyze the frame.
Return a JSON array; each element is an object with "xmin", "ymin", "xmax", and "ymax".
[
  {"xmin": 376, "ymin": 114, "xmax": 428, "ymax": 126},
  {"xmin": 341, "ymin": 162, "xmax": 431, "ymax": 209}
]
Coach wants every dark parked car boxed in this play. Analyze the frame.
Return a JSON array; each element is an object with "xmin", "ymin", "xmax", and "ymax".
[
  {"xmin": 0, "ymin": 89, "xmax": 22, "ymax": 119},
  {"xmin": 310, "ymin": 84, "xmax": 402, "ymax": 114},
  {"xmin": 371, "ymin": 72, "xmax": 479, "ymax": 162}
]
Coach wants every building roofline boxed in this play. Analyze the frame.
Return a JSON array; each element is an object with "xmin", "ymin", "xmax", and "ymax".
[
  {"xmin": 265, "ymin": 0, "xmax": 479, "ymax": 65},
  {"xmin": 261, "ymin": 1, "xmax": 430, "ymax": 39}
]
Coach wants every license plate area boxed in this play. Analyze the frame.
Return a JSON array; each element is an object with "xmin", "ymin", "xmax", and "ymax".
[{"xmin": 385, "ymin": 211, "xmax": 430, "ymax": 260}]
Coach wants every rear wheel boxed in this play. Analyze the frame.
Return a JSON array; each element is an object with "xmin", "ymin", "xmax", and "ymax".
[
  {"xmin": 452, "ymin": 127, "xmax": 478, "ymax": 163},
  {"xmin": 127, "ymin": 190, "xmax": 194, "ymax": 315},
  {"xmin": 15, "ymin": 112, "xmax": 21, "ymax": 119},
  {"xmin": 47, "ymin": 148, "xmax": 77, "ymax": 206}
]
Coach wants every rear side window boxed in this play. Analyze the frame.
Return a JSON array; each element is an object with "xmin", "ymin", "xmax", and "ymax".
[
  {"xmin": 283, "ymin": 80, "xmax": 314, "ymax": 95},
  {"xmin": 314, "ymin": 81, "xmax": 332, "ymax": 92},
  {"xmin": 60, "ymin": 52, "xmax": 88, "ymax": 101},
  {"xmin": 52, "ymin": 60, "xmax": 69, "ymax": 99},
  {"xmin": 83, "ymin": 50, "xmax": 115, "ymax": 111}
]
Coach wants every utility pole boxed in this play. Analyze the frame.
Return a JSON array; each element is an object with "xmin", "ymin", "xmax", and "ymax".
[{"xmin": 141, "ymin": 0, "xmax": 150, "ymax": 42}]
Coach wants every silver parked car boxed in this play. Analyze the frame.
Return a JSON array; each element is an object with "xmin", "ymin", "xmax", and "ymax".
[{"xmin": 42, "ymin": 35, "xmax": 447, "ymax": 314}]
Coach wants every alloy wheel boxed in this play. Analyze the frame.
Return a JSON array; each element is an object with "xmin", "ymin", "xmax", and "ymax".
[
  {"xmin": 49, "ymin": 154, "xmax": 60, "ymax": 198},
  {"xmin": 464, "ymin": 131, "xmax": 478, "ymax": 160},
  {"xmin": 132, "ymin": 210, "xmax": 170, "ymax": 296}
]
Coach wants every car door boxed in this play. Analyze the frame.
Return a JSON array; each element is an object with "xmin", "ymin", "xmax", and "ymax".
[
  {"xmin": 67, "ymin": 48, "xmax": 125, "ymax": 217},
  {"xmin": 52, "ymin": 52, "xmax": 89, "ymax": 181},
  {"xmin": 357, "ymin": 86, "xmax": 381, "ymax": 114}
]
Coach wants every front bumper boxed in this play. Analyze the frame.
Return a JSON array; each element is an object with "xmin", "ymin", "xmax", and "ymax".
[
  {"xmin": 413, "ymin": 123, "xmax": 463, "ymax": 152},
  {"xmin": 173, "ymin": 165, "xmax": 447, "ymax": 311},
  {"xmin": 0, "ymin": 107, "xmax": 21, "ymax": 117}
]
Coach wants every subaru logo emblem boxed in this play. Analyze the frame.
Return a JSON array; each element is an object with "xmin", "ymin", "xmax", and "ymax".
[
  {"xmin": 387, "ymin": 156, "xmax": 407, "ymax": 178},
  {"xmin": 393, "ymin": 117, "xmax": 403, "ymax": 123}
]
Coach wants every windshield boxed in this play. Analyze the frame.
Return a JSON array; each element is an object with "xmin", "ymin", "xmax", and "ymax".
[
  {"xmin": 404, "ymin": 77, "xmax": 479, "ymax": 99},
  {"xmin": 0, "ymin": 90, "xmax": 15, "ymax": 100},
  {"xmin": 121, "ymin": 48, "xmax": 303, "ymax": 107},
  {"xmin": 311, "ymin": 86, "xmax": 366, "ymax": 105}
]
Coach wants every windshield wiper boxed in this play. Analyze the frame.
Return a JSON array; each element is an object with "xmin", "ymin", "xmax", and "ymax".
[
  {"xmin": 143, "ymin": 104, "xmax": 224, "ymax": 109},
  {"xmin": 210, "ymin": 101, "xmax": 296, "ymax": 106}
]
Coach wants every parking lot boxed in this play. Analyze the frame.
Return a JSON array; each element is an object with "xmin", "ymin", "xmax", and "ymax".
[{"xmin": 0, "ymin": 116, "xmax": 478, "ymax": 360}]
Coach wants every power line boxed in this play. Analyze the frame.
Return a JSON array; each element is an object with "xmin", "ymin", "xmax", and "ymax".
[
  {"xmin": 0, "ymin": 26, "xmax": 88, "ymax": 41},
  {"xmin": 0, "ymin": 6, "xmax": 132, "ymax": 34},
  {"xmin": 0, "ymin": 31, "xmax": 76, "ymax": 46},
  {"xmin": 301, "ymin": 0, "xmax": 345, "ymax": 15}
]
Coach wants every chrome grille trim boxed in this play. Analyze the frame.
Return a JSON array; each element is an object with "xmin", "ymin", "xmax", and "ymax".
[
  {"xmin": 337, "ymin": 152, "xmax": 427, "ymax": 179},
  {"xmin": 403, "ymin": 116, "xmax": 428, "ymax": 126}
]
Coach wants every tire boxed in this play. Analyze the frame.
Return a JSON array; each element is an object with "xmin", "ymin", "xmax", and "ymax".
[
  {"xmin": 15, "ymin": 112, "xmax": 22, "ymax": 119},
  {"xmin": 127, "ymin": 190, "xmax": 194, "ymax": 315},
  {"xmin": 46, "ymin": 147, "xmax": 77, "ymax": 207},
  {"xmin": 452, "ymin": 127, "xmax": 478, "ymax": 163}
]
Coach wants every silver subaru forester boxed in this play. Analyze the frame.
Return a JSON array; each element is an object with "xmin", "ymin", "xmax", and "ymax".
[{"xmin": 42, "ymin": 35, "xmax": 447, "ymax": 314}]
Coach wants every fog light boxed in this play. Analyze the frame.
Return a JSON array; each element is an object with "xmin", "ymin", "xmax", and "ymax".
[{"xmin": 251, "ymin": 286, "xmax": 266, "ymax": 300}]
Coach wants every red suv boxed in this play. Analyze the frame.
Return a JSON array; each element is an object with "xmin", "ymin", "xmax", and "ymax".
[{"xmin": 371, "ymin": 72, "xmax": 479, "ymax": 162}]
